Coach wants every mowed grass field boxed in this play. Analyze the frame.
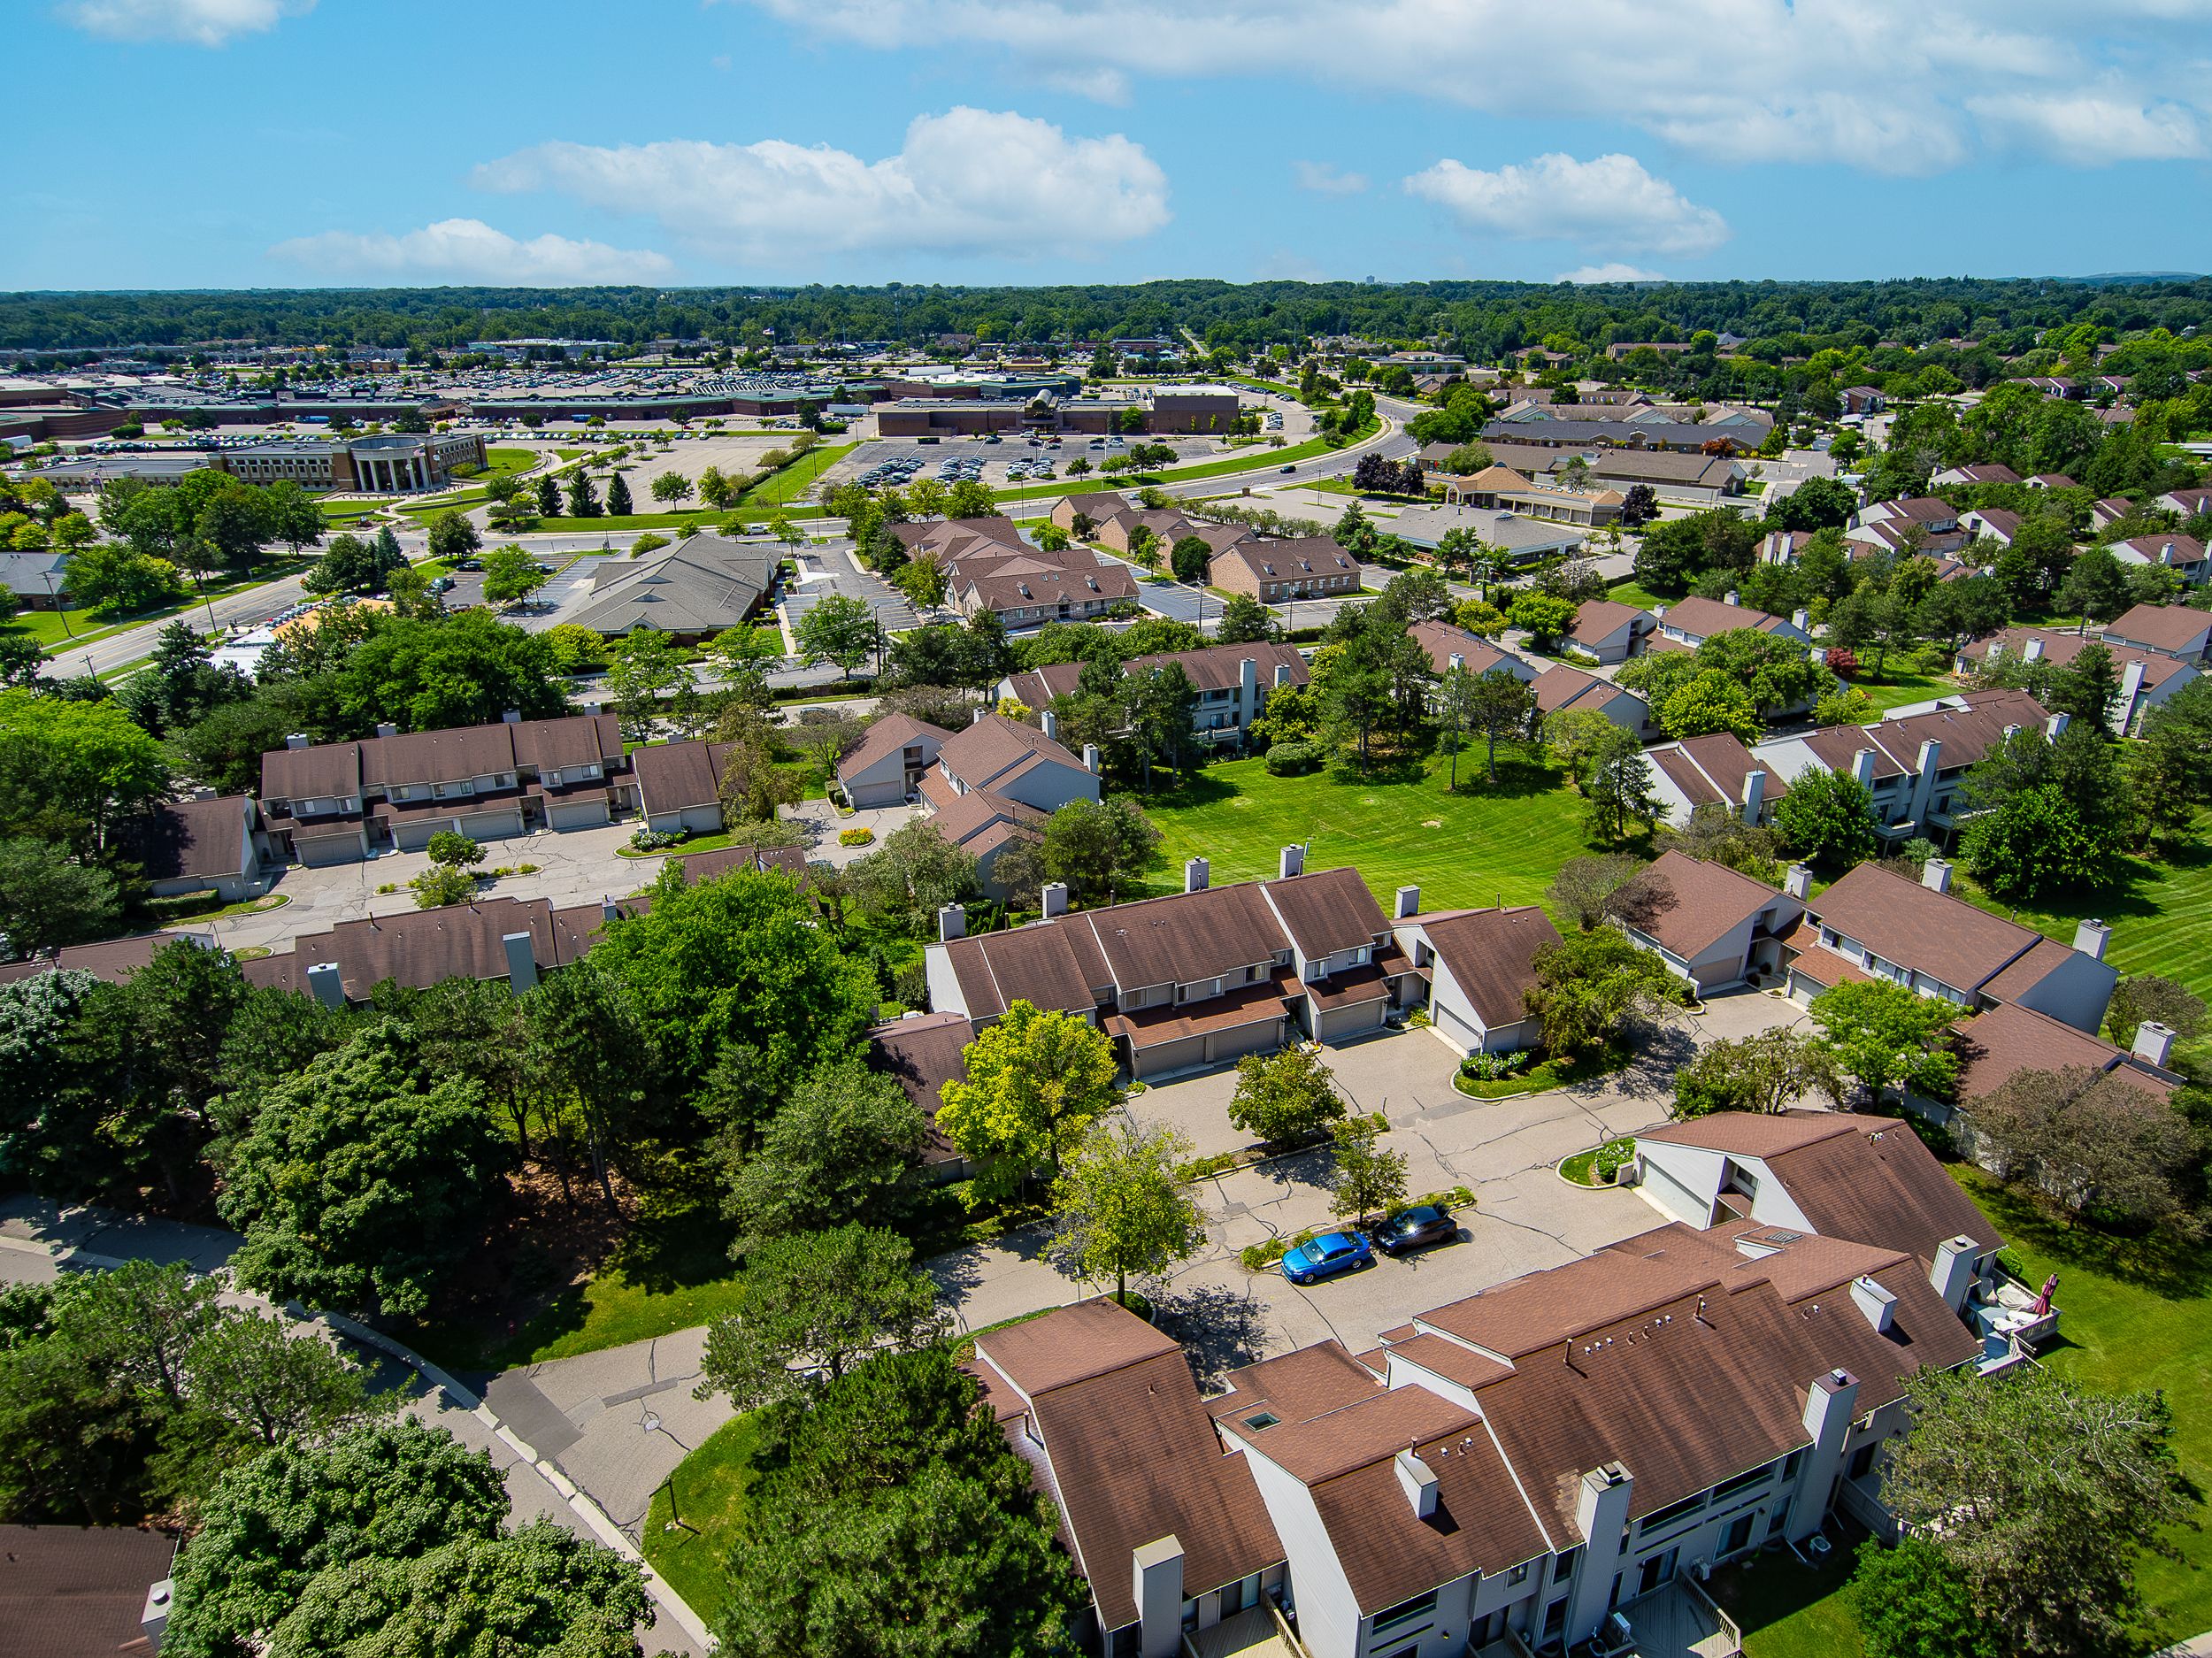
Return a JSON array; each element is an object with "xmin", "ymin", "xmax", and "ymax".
[
  {"xmin": 1958, "ymin": 829, "xmax": 2212, "ymax": 1002},
  {"xmin": 1136, "ymin": 748, "xmax": 1600, "ymax": 914}
]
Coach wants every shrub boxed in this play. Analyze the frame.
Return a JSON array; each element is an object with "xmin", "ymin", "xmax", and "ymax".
[
  {"xmin": 838, "ymin": 826, "xmax": 875, "ymax": 847},
  {"xmin": 1824, "ymin": 645, "xmax": 1859, "ymax": 679},
  {"xmin": 1594, "ymin": 1136, "xmax": 1636, "ymax": 1181},
  {"xmin": 409, "ymin": 864, "xmax": 478, "ymax": 908},
  {"xmin": 425, "ymin": 829, "xmax": 486, "ymax": 869},
  {"xmin": 1459, "ymin": 1049, "xmax": 1532, "ymax": 1081},
  {"xmin": 628, "ymin": 825, "xmax": 686, "ymax": 851},
  {"xmin": 1264, "ymin": 739, "xmax": 1322, "ymax": 776}
]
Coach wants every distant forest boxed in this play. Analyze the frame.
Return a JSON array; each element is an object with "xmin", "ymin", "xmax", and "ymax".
[{"xmin": 4, "ymin": 277, "xmax": 2210, "ymax": 362}]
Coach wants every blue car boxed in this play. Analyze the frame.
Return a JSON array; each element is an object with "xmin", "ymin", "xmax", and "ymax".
[{"xmin": 1279, "ymin": 1230, "xmax": 1374, "ymax": 1286}]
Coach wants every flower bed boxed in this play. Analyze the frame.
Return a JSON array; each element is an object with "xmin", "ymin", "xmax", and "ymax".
[
  {"xmin": 838, "ymin": 826, "xmax": 875, "ymax": 847},
  {"xmin": 1558, "ymin": 1137, "xmax": 1636, "ymax": 1187}
]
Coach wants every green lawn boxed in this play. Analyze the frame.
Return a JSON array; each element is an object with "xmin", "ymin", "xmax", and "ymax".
[
  {"xmin": 1604, "ymin": 577, "xmax": 1672, "ymax": 614},
  {"xmin": 1708, "ymin": 1518, "xmax": 1869, "ymax": 1658},
  {"xmin": 735, "ymin": 441, "xmax": 857, "ymax": 510},
  {"xmin": 990, "ymin": 418, "xmax": 1379, "ymax": 504},
  {"xmin": 1136, "ymin": 749, "xmax": 1599, "ymax": 915},
  {"xmin": 643, "ymin": 1412, "xmax": 762, "ymax": 1624},
  {"xmin": 1955, "ymin": 827, "xmax": 2212, "ymax": 1002},
  {"xmin": 1847, "ymin": 668, "xmax": 1952, "ymax": 715}
]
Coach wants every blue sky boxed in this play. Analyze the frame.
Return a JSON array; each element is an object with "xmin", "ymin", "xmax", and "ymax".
[{"xmin": 12, "ymin": 0, "xmax": 2212, "ymax": 290}]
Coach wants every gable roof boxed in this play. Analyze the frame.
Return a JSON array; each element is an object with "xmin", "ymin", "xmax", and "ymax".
[
  {"xmin": 1407, "ymin": 618, "xmax": 1521, "ymax": 677},
  {"xmin": 1805, "ymin": 862, "xmax": 2047, "ymax": 996},
  {"xmin": 1416, "ymin": 906, "xmax": 1562, "ymax": 1027},
  {"xmin": 1621, "ymin": 851, "xmax": 1782, "ymax": 960},
  {"xmin": 568, "ymin": 532, "xmax": 776, "ymax": 634},
  {"xmin": 123, "ymin": 795, "xmax": 250, "ymax": 882},
  {"xmin": 2105, "ymin": 603, "xmax": 2212, "ymax": 656},
  {"xmin": 938, "ymin": 713, "xmax": 1089, "ymax": 794},
  {"xmin": 837, "ymin": 713, "xmax": 952, "ymax": 786},
  {"xmin": 1659, "ymin": 595, "xmax": 1793, "ymax": 641}
]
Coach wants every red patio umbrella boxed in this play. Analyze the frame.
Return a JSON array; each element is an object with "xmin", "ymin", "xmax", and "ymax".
[{"xmin": 2030, "ymin": 1273, "xmax": 2058, "ymax": 1316}]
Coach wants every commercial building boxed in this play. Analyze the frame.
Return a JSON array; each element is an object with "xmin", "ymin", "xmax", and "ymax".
[{"xmin": 563, "ymin": 532, "xmax": 779, "ymax": 641}]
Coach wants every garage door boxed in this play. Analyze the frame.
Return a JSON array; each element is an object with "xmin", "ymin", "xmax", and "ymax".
[
  {"xmin": 296, "ymin": 833, "xmax": 362, "ymax": 867},
  {"xmin": 1135, "ymin": 1036, "xmax": 1208, "ymax": 1078},
  {"xmin": 1205, "ymin": 1020, "xmax": 1282, "ymax": 1065},
  {"xmin": 454, "ymin": 810, "xmax": 524, "ymax": 842},
  {"xmin": 549, "ymin": 798, "xmax": 611, "ymax": 830},
  {"xmin": 1317, "ymin": 1001, "xmax": 1386, "ymax": 1043},
  {"xmin": 1434, "ymin": 1002, "xmax": 1484, "ymax": 1054},
  {"xmin": 1640, "ymin": 1157, "xmax": 1711, "ymax": 1226}
]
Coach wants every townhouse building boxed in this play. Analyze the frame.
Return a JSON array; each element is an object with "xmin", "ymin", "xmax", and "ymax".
[
  {"xmin": 1615, "ymin": 850, "xmax": 1804, "ymax": 993},
  {"xmin": 1000, "ymin": 641, "xmax": 1310, "ymax": 748},
  {"xmin": 1646, "ymin": 733, "xmax": 1789, "ymax": 829},
  {"xmin": 1529, "ymin": 664, "xmax": 1651, "ymax": 737},
  {"xmin": 1777, "ymin": 857, "xmax": 2118, "ymax": 1031},
  {"xmin": 122, "ymin": 794, "xmax": 262, "ymax": 904},
  {"xmin": 2101, "ymin": 601, "xmax": 2212, "ymax": 664},
  {"xmin": 1406, "ymin": 619, "xmax": 1535, "ymax": 683},
  {"xmin": 1740, "ymin": 687, "xmax": 2056, "ymax": 844},
  {"xmin": 257, "ymin": 712, "xmax": 634, "ymax": 865},
  {"xmin": 1649, "ymin": 594, "xmax": 1810, "ymax": 653},
  {"xmin": 1565, "ymin": 599, "xmax": 1655, "ymax": 664},
  {"xmin": 892, "ymin": 515, "xmax": 1143, "ymax": 626},
  {"xmin": 934, "ymin": 711, "xmax": 1102, "ymax": 814},
  {"xmin": 982, "ymin": 1109, "xmax": 2001, "ymax": 1658},
  {"xmin": 1955, "ymin": 626, "xmax": 2198, "ymax": 733},
  {"xmin": 926, "ymin": 854, "xmax": 1422, "ymax": 1078},
  {"xmin": 2108, "ymin": 533, "xmax": 2209, "ymax": 587},
  {"xmin": 1210, "ymin": 536, "xmax": 1363, "ymax": 604},
  {"xmin": 835, "ymin": 712, "xmax": 952, "ymax": 809},
  {"xmin": 1393, "ymin": 899, "xmax": 1561, "ymax": 1055}
]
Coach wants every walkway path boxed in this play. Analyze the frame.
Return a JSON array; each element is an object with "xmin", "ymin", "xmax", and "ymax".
[{"xmin": 0, "ymin": 1195, "xmax": 713, "ymax": 1658}]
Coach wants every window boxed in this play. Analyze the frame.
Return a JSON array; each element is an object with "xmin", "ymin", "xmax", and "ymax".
[
  {"xmin": 1553, "ymin": 1545, "xmax": 1582, "ymax": 1585},
  {"xmin": 1725, "ymin": 1514, "xmax": 1755, "ymax": 1554},
  {"xmin": 1782, "ymin": 1449, "xmax": 1804, "ymax": 1482},
  {"xmin": 1241, "ymin": 1412, "xmax": 1279, "ymax": 1432},
  {"xmin": 1371, "ymin": 1591, "xmax": 1438, "ymax": 1637},
  {"xmin": 1714, "ymin": 1460, "xmax": 1778, "ymax": 1500},
  {"xmin": 1639, "ymin": 1492, "xmax": 1706, "ymax": 1533},
  {"xmin": 1848, "ymin": 1442, "xmax": 1880, "ymax": 1481},
  {"xmin": 1544, "ymin": 1598, "xmax": 1570, "ymax": 1639},
  {"xmin": 1509, "ymin": 1561, "xmax": 1532, "ymax": 1585}
]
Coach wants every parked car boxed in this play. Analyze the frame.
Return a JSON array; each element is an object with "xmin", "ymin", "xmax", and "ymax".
[
  {"xmin": 1369, "ymin": 1205, "xmax": 1455, "ymax": 1257},
  {"xmin": 1279, "ymin": 1231, "xmax": 1373, "ymax": 1286},
  {"xmin": 455, "ymin": 557, "xmax": 482, "ymax": 571}
]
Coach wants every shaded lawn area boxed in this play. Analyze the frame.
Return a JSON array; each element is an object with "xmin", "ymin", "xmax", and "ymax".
[
  {"xmin": 1956, "ymin": 827, "xmax": 2212, "ymax": 1002},
  {"xmin": 642, "ymin": 1412, "xmax": 763, "ymax": 1624},
  {"xmin": 1710, "ymin": 1168, "xmax": 2212, "ymax": 1653},
  {"xmin": 1707, "ymin": 1516, "xmax": 1868, "ymax": 1658},
  {"xmin": 1958, "ymin": 1169, "xmax": 2212, "ymax": 1640},
  {"xmin": 1844, "ymin": 666, "xmax": 1952, "ymax": 715},
  {"xmin": 1136, "ymin": 749, "xmax": 1602, "ymax": 917}
]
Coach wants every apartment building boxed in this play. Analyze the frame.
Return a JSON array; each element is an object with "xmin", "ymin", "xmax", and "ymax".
[
  {"xmin": 926, "ymin": 854, "xmax": 1422, "ymax": 1078},
  {"xmin": 258, "ymin": 712, "xmax": 634, "ymax": 864},
  {"xmin": 1778, "ymin": 857, "xmax": 2117, "ymax": 1032},
  {"xmin": 1210, "ymin": 536, "xmax": 1363, "ymax": 603},
  {"xmin": 985, "ymin": 1110, "xmax": 1999, "ymax": 1658},
  {"xmin": 1955, "ymin": 626, "xmax": 2198, "ymax": 733},
  {"xmin": 1393, "ymin": 898, "xmax": 1562, "ymax": 1055},
  {"xmin": 1740, "ymin": 687, "xmax": 2056, "ymax": 843},
  {"xmin": 1650, "ymin": 594, "xmax": 1811, "ymax": 653},
  {"xmin": 999, "ymin": 641, "xmax": 1310, "ymax": 748},
  {"xmin": 894, "ymin": 515, "xmax": 1143, "ymax": 626},
  {"xmin": 1406, "ymin": 619, "xmax": 1535, "ymax": 684}
]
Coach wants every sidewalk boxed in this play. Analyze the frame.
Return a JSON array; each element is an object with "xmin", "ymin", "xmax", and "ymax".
[{"xmin": 0, "ymin": 1194, "xmax": 713, "ymax": 1658}]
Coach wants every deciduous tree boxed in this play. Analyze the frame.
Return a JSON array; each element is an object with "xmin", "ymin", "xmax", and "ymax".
[
  {"xmin": 1048, "ymin": 1117, "xmax": 1206, "ymax": 1307},
  {"xmin": 938, "ymin": 1001, "xmax": 1122, "ymax": 1199},
  {"xmin": 1226, "ymin": 1044, "xmax": 1347, "ymax": 1148},
  {"xmin": 1809, "ymin": 979, "xmax": 1957, "ymax": 1105}
]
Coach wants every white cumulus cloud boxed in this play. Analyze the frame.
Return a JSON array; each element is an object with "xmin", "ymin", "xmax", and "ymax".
[
  {"xmin": 1405, "ymin": 153, "xmax": 1729, "ymax": 257},
  {"xmin": 57, "ymin": 0, "xmax": 311, "ymax": 45},
  {"xmin": 733, "ymin": 0, "xmax": 2212, "ymax": 174},
  {"xmin": 475, "ymin": 108, "xmax": 1169, "ymax": 264},
  {"xmin": 1556, "ymin": 263, "xmax": 1667, "ymax": 284},
  {"xmin": 268, "ymin": 219, "xmax": 671, "ymax": 286},
  {"xmin": 1292, "ymin": 160, "xmax": 1368, "ymax": 196}
]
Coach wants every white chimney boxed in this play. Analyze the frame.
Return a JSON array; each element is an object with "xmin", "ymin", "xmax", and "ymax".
[
  {"xmin": 938, "ymin": 902, "xmax": 966, "ymax": 941},
  {"xmin": 1851, "ymin": 1273, "xmax": 1897, "ymax": 1334},
  {"xmin": 2120, "ymin": 658, "xmax": 2147, "ymax": 714},
  {"xmin": 1279, "ymin": 843, "xmax": 1305, "ymax": 879},
  {"xmin": 375, "ymin": 721, "xmax": 398, "ymax": 738},
  {"xmin": 286, "ymin": 732, "xmax": 311, "ymax": 750},
  {"xmin": 1448, "ymin": 651, "xmax": 1465, "ymax": 672},
  {"xmin": 1084, "ymin": 742, "xmax": 1102, "ymax": 774},
  {"xmin": 1041, "ymin": 882, "xmax": 1070, "ymax": 918},
  {"xmin": 1275, "ymin": 662, "xmax": 1294, "ymax": 687},
  {"xmin": 2133, "ymin": 1019, "xmax": 2177, "ymax": 1067},
  {"xmin": 1133, "ymin": 1537, "xmax": 1185, "ymax": 1658},
  {"xmin": 305, "ymin": 960, "xmax": 346, "ymax": 1009},
  {"xmin": 1929, "ymin": 1235, "xmax": 1979, "ymax": 1313},
  {"xmin": 1853, "ymin": 748, "xmax": 1876, "ymax": 788},
  {"xmin": 1041, "ymin": 708, "xmax": 1059, "ymax": 741},
  {"xmin": 1395, "ymin": 1449, "xmax": 1440, "ymax": 1519},
  {"xmin": 972, "ymin": 706, "xmax": 988, "ymax": 725},
  {"xmin": 2024, "ymin": 637, "xmax": 2046, "ymax": 662},
  {"xmin": 1394, "ymin": 884, "xmax": 1420, "ymax": 920},
  {"xmin": 1740, "ymin": 767, "xmax": 1766, "ymax": 823},
  {"xmin": 503, "ymin": 931, "xmax": 539, "ymax": 994},
  {"xmin": 1785, "ymin": 864, "xmax": 1813, "ymax": 900},
  {"xmin": 1922, "ymin": 856, "xmax": 1953, "ymax": 894},
  {"xmin": 2002, "ymin": 724, "xmax": 2022, "ymax": 741},
  {"xmin": 1184, "ymin": 856, "xmax": 1210, "ymax": 894},
  {"xmin": 2045, "ymin": 711, "xmax": 2070, "ymax": 738},
  {"xmin": 601, "ymin": 896, "xmax": 620, "ymax": 924},
  {"xmin": 502, "ymin": 709, "xmax": 522, "ymax": 725},
  {"xmin": 1724, "ymin": 589, "xmax": 1740, "ymax": 606},
  {"xmin": 1792, "ymin": 608, "xmax": 1810, "ymax": 633},
  {"xmin": 2073, "ymin": 917, "xmax": 2109, "ymax": 961}
]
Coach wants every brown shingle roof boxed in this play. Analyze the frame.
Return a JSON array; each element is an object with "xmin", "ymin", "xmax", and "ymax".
[
  {"xmin": 1806, "ymin": 863, "xmax": 2041, "ymax": 995},
  {"xmin": 1407, "ymin": 618, "xmax": 1521, "ymax": 677},
  {"xmin": 1621, "ymin": 851, "xmax": 1781, "ymax": 960},
  {"xmin": 1948, "ymin": 1000, "xmax": 2177, "ymax": 1105},
  {"xmin": 511, "ymin": 713, "xmax": 624, "ymax": 771},
  {"xmin": 0, "ymin": 933, "xmax": 196, "ymax": 986},
  {"xmin": 629, "ymin": 739, "xmax": 730, "ymax": 815},
  {"xmin": 976, "ymin": 1301, "xmax": 1283, "ymax": 1629},
  {"xmin": 938, "ymin": 714, "xmax": 1088, "ymax": 794},
  {"xmin": 358, "ymin": 722, "xmax": 518, "ymax": 787},
  {"xmin": 0, "ymin": 1524, "xmax": 178, "ymax": 1658},
  {"xmin": 124, "ymin": 795, "xmax": 250, "ymax": 882},
  {"xmin": 2105, "ymin": 603, "xmax": 2212, "ymax": 656},
  {"xmin": 837, "ymin": 713, "xmax": 952, "ymax": 787},
  {"xmin": 260, "ymin": 739, "xmax": 361, "ymax": 802},
  {"xmin": 1086, "ymin": 881, "xmax": 1290, "ymax": 990},
  {"xmin": 1262, "ymin": 867, "xmax": 1389, "ymax": 961},
  {"xmin": 1660, "ymin": 595, "xmax": 1791, "ymax": 641},
  {"xmin": 1416, "ymin": 906, "xmax": 1561, "ymax": 1028}
]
